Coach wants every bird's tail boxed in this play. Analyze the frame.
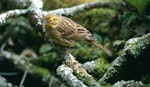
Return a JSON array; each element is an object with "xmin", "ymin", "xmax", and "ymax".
[{"xmin": 90, "ymin": 40, "xmax": 112, "ymax": 56}]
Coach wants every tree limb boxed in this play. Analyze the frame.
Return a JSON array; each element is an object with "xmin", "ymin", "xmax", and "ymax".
[
  {"xmin": 98, "ymin": 33, "xmax": 150, "ymax": 85},
  {"xmin": 82, "ymin": 61, "xmax": 96, "ymax": 73},
  {"xmin": 54, "ymin": 45, "xmax": 101, "ymax": 87},
  {"xmin": 112, "ymin": 80, "xmax": 144, "ymax": 87},
  {"xmin": 57, "ymin": 64, "xmax": 87, "ymax": 87},
  {"xmin": 43, "ymin": 1, "xmax": 122, "ymax": 16},
  {"xmin": 0, "ymin": 9, "xmax": 28, "ymax": 24},
  {"xmin": 0, "ymin": 43, "xmax": 62, "ymax": 86}
]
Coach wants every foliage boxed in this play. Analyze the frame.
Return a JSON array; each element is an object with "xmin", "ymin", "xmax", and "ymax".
[
  {"xmin": 110, "ymin": 0, "xmax": 150, "ymax": 40},
  {"xmin": 126, "ymin": 0, "xmax": 147, "ymax": 16},
  {"xmin": 39, "ymin": 43, "xmax": 52, "ymax": 53},
  {"xmin": 0, "ymin": 16, "xmax": 45, "ymax": 53},
  {"xmin": 141, "ymin": 75, "xmax": 150, "ymax": 84}
]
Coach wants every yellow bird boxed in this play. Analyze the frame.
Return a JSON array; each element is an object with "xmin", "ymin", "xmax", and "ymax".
[{"xmin": 44, "ymin": 14, "xmax": 112, "ymax": 56}]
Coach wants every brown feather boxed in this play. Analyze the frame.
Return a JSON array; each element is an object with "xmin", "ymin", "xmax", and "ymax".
[
  {"xmin": 44, "ymin": 14, "xmax": 113, "ymax": 56},
  {"xmin": 90, "ymin": 40, "xmax": 112, "ymax": 56}
]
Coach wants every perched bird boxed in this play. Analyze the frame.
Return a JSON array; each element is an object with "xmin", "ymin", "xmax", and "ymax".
[{"xmin": 44, "ymin": 14, "xmax": 112, "ymax": 56}]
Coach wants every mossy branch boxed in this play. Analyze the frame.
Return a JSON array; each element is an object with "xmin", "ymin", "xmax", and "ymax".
[
  {"xmin": 54, "ymin": 45, "xmax": 100, "ymax": 87},
  {"xmin": 0, "ymin": 44, "xmax": 61, "ymax": 86},
  {"xmin": 98, "ymin": 33, "xmax": 150, "ymax": 85},
  {"xmin": 65, "ymin": 54, "xmax": 100, "ymax": 87},
  {"xmin": 57, "ymin": 64, "xmax": 87, "ymax": 87}
]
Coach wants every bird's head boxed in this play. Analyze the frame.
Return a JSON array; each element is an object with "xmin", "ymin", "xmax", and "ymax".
[{"xmin": 44, "ymin": 14, "xmax": 59, "ymax": 28}]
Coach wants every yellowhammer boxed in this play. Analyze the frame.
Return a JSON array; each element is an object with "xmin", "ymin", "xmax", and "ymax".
[{"xmin": 44, "ymin": 14, "xmax": 112, "ymax": 56}]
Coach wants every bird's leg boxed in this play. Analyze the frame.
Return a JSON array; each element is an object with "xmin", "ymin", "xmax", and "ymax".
[
  {"xmin": 56, "ymin": 45, "xmax": 70, "ymax": 60},
  {"xmin": 61, "ymin": 47, "xmax": 70, "ymax": 60}
]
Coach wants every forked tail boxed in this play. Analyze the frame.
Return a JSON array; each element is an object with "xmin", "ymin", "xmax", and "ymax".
[{"xmin": 90, "ymin": 40, "xmax": 112, "ymax": 56}]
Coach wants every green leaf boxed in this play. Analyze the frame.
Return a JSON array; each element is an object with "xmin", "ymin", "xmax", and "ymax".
[
  {"xmin": 121, "ymin": 24, "xmax": 130, "ymax": 39},
  {"xmin": 39, "ymin": 43, "xmax": 52, "ymax": 53},
  {"xmin": 126, "ymin": 0, "xmax": 147, "ymax": 16}
]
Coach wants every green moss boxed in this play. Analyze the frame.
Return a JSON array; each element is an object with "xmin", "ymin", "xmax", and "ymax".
[
  {"xmin": 141, "ymin": 75, "xmax": 150, "ymax": 84},
  {"xmin": 32, "ymin": 52, "xmax": 59, "ymax": 70},
  {"xmin": 20, "ymin": 61, "xmax": 51, "ymax": 82},
  {"xmin": 71, "ymin": 43, "xmax": 100, "ymax": 62},
  {"xmin": 102, "ymin": 83, "xmax": 112, "ymax": 87},
  {"xmin": 73, "ymin": 8, "xmax": 116, "ymax": 34},
  {"xmin": 34, "ymin": 52, "xmax": 56, "ymax": 64},
  {"xmin": 94, "ymin": 58, "xmax": 110, "ymax": 78},
  {"xmin": 124, "ymin": 34, "xmax": 150, "ymax": 57},
  {"xmin": 77, "ymin": 74, "xmax": 95, "ymax": 86},
  {"xmin": 33, "ymin": 66, "xmax": 50, "ymax": 80}
]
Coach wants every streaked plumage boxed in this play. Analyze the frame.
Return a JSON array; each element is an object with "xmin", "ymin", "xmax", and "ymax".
[{"xmin": 44, "ymin": 14, "xmax": 112, "ymax": 56}]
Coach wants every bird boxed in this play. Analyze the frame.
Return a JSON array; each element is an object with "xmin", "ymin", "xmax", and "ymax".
[{"xmin": 44, "ymin": 14, "xmax": 112, "ymax": 56}]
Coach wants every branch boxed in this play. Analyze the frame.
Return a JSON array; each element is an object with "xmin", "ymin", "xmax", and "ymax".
[
  {"xmin": 82, "ymin": 59, "xmax": 110, "ymax": 79},
  {"xmin": 1, "ymin": 50, "xmax": 50, "ymax": 81},
  {"xmin": 0, "ymin": 0, "xmax": 43, "ymax": 25},
  {"xmin": 65, "ymin": 54, "xmax": 100, "ymax": 87},
  {"xmin": 43, "ymin": 1, "xmax": 122, "ymax": 16},
  {"xmin": 28, "ymin": 0, "xmax": 124, "ymax": 37},
  {"xmin": 57, "ymin": 64, "xmax": 87, "ymax": 87},
  {"xmin": 0, "ymin": 75, "xmax": 17, "ymax": 87},
  {"xmin": 98, "ymin": 33, "xmax": 150, "ymax": 85},
  {"xmin": 0, "ymin": 9, "xmax": 28, "ymax": 24},
  {"xmin": 26, "ymin": 1, "xmax": 123, "ymax": 34},
  {"xmin": 112, "ymin": 80, "xmax": 144, "ymax": 87},
  {"xmin": 19, "ymin": 71, "xmax": 28, "ymax": 87},
  {"xmin": 82, "ymin": 61, "xmax": 96, "ymax": 73},
  {"xmin": 0, "ymin": 1, "xmax": 122, "ymax": 28},
  {"xmin": 28, "ymin": 0, "xmax": 44, "ymax": 26},
  {"xmin": 54, "ymin": 45, "xmax": 101, "ymax": 87},
  {"xmin": 0, "ymin": 43, "xmax": 62, "ymax": 86},
  {"xmin": 28, "ymin": 0, "xmax": 43, "ymax": 10}
]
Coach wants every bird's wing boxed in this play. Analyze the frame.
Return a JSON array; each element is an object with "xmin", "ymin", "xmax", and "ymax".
[
  {"xmin": 57, "ymin": 16, "xmax": 82, "ymax": 38},
  {"xmin": 57, "ymin": 16, "xmax": 94, "ymax": 41}
]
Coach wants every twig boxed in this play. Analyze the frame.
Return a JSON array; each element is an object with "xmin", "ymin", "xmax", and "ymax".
[
  {"xmin": 0, "ymin": 41, "xmax": 7, "ymax": 52},
  {"xmin": 0, "ymin": 9, "xmax": 28, "ymax": 24},
  {"xmin": 112, "ymin": 80, "xmax": 144, "ymax": 87},
  {"xmin": 19, "ymin": 71, "xmax": 28, "ymax": 87},
  {"xmin": 0, "ymin": 72, "xmax": 18, "ymax": 76}
]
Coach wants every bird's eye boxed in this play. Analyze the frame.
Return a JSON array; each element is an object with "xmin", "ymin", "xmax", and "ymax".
[{"xmin": 49, "ymin": 19, "xmax": 52, "ymax": 23}]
